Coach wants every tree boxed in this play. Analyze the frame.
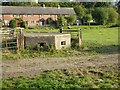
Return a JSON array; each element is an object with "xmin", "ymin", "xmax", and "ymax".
[
  {"xmin": 106, "ymin": 7, "xmax": 118, "ymax": 25},
  {"xmin": 66, "ymin": 15, "xmax": 76, "ymax": 25},
  {"xmin": 92, "ymin": 7, "xmax": 108, "ymax": 25},
  {"xmin": 74, "ymin": 6, "xmax": 85, "ymax": 19},
  {"xmin": 84, "ymin": 14, "xmax": 92, "ymax": 26},
  {"xmin": 9, "ymin": 19, "xmax": 17, "ymax": 29},
  {"xmin": 117, "ymin": 14, "xmax": 120, "ymax": 27},
  {"xmin": 94, "ymin": 2, "xmax": 112, "ymax": 7},
  {"xmin": 82, "ymin": 2, "xmax": 96, "ymax": 14},
  {"xmin": 56, "ymin": 15, "xmax": 67, "ymax": 28},
  {"xmin": 82, "ymin": 2, "xmax": 96, "ymax": 9},
  {"xmin": 46, "ymin": 18, "xmax": 53, "ymax": 25},
  {"xmin": 74, "ymin": 5, "xmax": 85, "ymax": 24},
  {"xmin": 21, "ymin": 21, "xmax": 26, "ymax": 28}
]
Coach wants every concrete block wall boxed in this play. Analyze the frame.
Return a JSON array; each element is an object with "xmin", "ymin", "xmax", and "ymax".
[{"xmin": 24, "ymin": 33, "xmax": 71, "ymax": 50}]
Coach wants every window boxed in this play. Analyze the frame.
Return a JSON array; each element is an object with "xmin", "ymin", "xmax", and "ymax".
[
  {"xmin": 61, "ymin": 41, "xmax": 66, "ymax": 45},
  {"xmin": 36, "ymin": 21, "xmax": 39, "ymax": 24},
  {"xmin": 25, "ymin": 21, "xmax": 28, "ymax": 25},
  {"xmin": 39, "ymin": 43, "xmax": 46, "ymax": 47},
  {"xmin": 31, "ymin": 20, "xmax": 34, "ymax": 24}
]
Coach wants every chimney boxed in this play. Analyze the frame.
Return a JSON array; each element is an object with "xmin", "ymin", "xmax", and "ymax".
[
  {"xmin": 58, "ymin": 5, "xmax": 60, "ymax": 9},
  {"xmin": 43, "ymin": 4, "xmax": 45, "ymax": 8}
]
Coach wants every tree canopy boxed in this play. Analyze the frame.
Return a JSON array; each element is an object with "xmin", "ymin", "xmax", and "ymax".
[
  {"xmin": 106, "ymin": 7, "xmax": 118, "ymax": 25},
  {"xmin": 66, "ymin": 15, "xmax": 77, "ymax": 25},
  {"xmin": 92, "ymin": 7, "xmax": 108, "ymax": 25}
]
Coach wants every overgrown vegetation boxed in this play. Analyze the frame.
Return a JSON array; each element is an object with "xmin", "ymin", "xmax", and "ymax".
[
  {"xmin": 9, "ymin": 18, "xmax": 27, "ymax": 29},
  {"xmin": 9, "ymin": 19, "xmax": 17, "ymax": 29},
  {"xmin": 1, "ymin": 65, "xmax": 119, "ymax": 88}
]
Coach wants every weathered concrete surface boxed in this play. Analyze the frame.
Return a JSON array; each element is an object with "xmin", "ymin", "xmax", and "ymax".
[{"xmin": 24, "ymin": 33, "xmax": 71, "ymax": 50}]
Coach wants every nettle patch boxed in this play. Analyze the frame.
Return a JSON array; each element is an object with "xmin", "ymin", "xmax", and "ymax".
[{"xmin": 2, "ymin": 65, "xmax": 119, "ymax": 88}]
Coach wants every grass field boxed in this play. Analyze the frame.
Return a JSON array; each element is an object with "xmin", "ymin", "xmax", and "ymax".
[
  {"xmin": 82, "ymin": 27, "xmax": 118, "ymax": 54},
  {"xmin": 2, "ymin": 26, "xmax": 118, "ymax": 60}
]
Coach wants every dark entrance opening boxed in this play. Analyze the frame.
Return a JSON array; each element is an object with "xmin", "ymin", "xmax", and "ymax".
[
  {"xmin": 38, "ymin": 42, "xmax": 48, "ymax": 51},
  {"xmin": 41, "ymin": 18, "xmax": 45, "ymax": 26}
]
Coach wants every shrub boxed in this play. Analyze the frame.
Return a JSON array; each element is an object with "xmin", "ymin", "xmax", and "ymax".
[
  {"xmin": 21, "ymin": 21, "xmax": 27, "ymax": 28},
  {"xmin": 9, "ymin": 19, "xmax": 17, "ymax": 28},
  {"xmin": 46, "ymin": 18, "xmax": 53, "ymax": 25}
]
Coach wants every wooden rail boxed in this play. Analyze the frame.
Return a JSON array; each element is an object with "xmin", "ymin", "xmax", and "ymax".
[
  {"xmin": 1, "ymin": 34, "xmax": 18, "ymax": 50},
  {"xmin": 1, "ymin": 28, "xmax": 25, "ymax": 51},
  {"xmin": 59, "ymin": 29, "xmax": 82, "ymax": 46}
]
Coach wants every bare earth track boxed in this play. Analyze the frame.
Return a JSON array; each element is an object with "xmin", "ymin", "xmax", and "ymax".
[{"xmin": 2, "ymin": 54, "xmax": 118, "ymax": 79}]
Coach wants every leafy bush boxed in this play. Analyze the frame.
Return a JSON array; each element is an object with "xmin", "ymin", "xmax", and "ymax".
[
  {"xmin": 21, "ymin": 21, "xmax": 27, "ymax": 28},
  {"xmin": 15, "ymin": 18, "xmax": 27, "ymax": 28},
  {"xmin": 9, "ymin": 19, "xmax": 17, "ymax": 28},
  {"xmin": 46, "ymin": 18, "xmax": 53, "ymax": 25}
]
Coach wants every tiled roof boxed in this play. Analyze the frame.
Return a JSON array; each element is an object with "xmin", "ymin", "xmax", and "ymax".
[{"xmin": 1, "ymin": 6, "xmax": 76, "ymax": 15}]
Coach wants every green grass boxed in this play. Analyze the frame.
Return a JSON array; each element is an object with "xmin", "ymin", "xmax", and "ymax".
[
  {"xmin": 1, "ymin": 66, "xmax": 119, "ymax": 88},
  {"xmin": 63, "ymin": 25, "xmax": 105, "ymax": 30},
  {"xmin": 82, "ymin": 27, "xmax": 118, "ymax": 54},
  {"xmin": 23, "ymin": 27, "xmax": 58, "ymax": 33},
  {"xmin": 2, "ymin": 26, "xmax": 119, "ymax": 60}
]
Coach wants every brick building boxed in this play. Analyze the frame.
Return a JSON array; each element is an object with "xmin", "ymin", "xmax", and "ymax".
[{"xmin": 1, "ymin": 6, "xmax": 76, "ymax": 27}]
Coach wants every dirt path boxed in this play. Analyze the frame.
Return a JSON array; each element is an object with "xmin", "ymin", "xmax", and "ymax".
[{"xmin": 2, "ymin": 54, "xmax": 118, "ymax": 79}]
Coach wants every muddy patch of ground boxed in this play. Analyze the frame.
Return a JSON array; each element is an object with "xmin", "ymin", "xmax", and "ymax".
[{"xmin": 2, "ymin": 54, "xmax": 118, "ymax": 79}]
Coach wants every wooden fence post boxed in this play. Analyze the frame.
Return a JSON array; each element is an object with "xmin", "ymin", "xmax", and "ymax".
[
  {"xmin": 59, "ymin": 27, "xmax": 63, "ymax": 33},
  {"xmin": 20, "ymin": 28, "xmax": 24, "ymax": 50},
  {"xmin": 78, "ymin": 29, "xmax": 82, "ymax": 46},
  {"xmin": 5, "ymin": 36, "xmax": 8, "ymax": 50},
  {"xmin": 16, "ymin": 34, "xmax": 19, "ymax": 51}
]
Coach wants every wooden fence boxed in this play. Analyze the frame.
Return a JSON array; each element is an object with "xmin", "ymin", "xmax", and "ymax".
[
  {"xmin": 0, "ymin": 29, "xmax": 24, "ymax": 51},
  {"xmin": 59, "ymin": 28, "xmax": 82, "ymax": 46},
  {"xmin": 1, "ymin": 34, "xmax": 18, "ymax": 50}
]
